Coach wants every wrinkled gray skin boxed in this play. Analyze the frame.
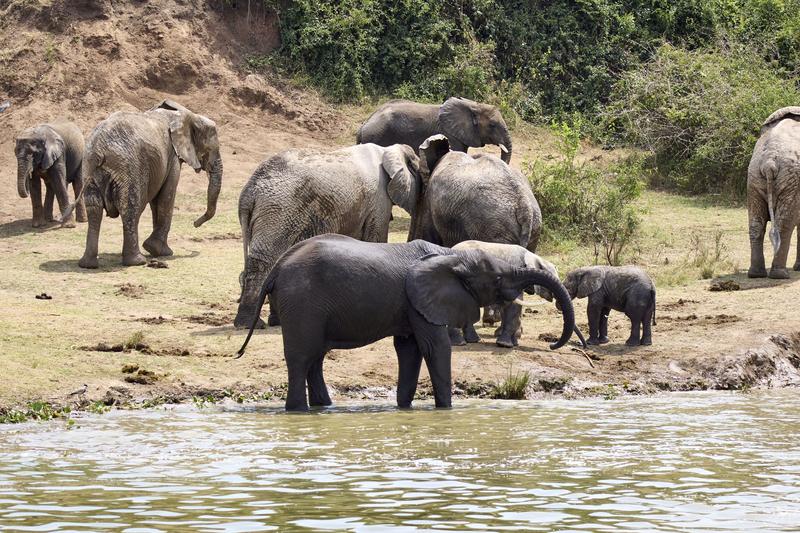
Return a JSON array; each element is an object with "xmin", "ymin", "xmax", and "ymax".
[
  {"xmin": 76, "ymin": 100, "xmax": 222, "ymax": 268},
  {"xmin": 357, "ymin": 97, "xmax": 512, "ymax": 163},
  {"xmin": 747, "ymin": 106, "xmax": 800, "ymax": 279},
  {"xmin": 237, "ymin": 234, "xmax": 576, "ymax": 411},
  {"xmin": 15, "ymin": 121, "xmax": 86, "ymax": 228},
  {"xmin": 451, "ymin": 241, "xmax": 587, "ymax": 348},
  {"xmin": 234, "ymin": 143, "xmax": 421, "ymax": 329},
  {"xmin": 411, "ymin": 135, "xmax": 541, "ymax": 335},
  {"xmin": 562, "ymin": 266, "xmax": 656, "ymax": 347}
]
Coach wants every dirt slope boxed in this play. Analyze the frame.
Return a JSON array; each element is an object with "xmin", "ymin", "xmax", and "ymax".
[{"xmin": 0, "ymin": 0, "xmax": 799, "ymax": 413}]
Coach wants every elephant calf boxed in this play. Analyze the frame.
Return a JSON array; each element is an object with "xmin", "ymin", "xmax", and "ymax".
[
  {"xmin": 15, "ymin": 121, "xmax": 86, "ymax": 227},
  {"xmin": 451, "ymin": 240, "xmax": 570, "ymax": 348},
  {"xmin": 562, "ymin": 266, "xmax": 656, "ymax": 347},
  {"xmin": 237, "ymin": 234, "xmax": 577, "ymax": 411}
]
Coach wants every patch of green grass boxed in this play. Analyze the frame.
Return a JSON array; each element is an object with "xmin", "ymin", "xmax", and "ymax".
[
  {"xmin": 123, "ymin": 331, "xmax": 145, "ymax": 350},
  {"xmin": 0, "ymin": 401, "xmax": 72, "ymax": 424},
  {"xmin": 491, "ymin": 369, "xmax": 531, "ymax": 400},
  {"xmin": 88, "ymin": 401, "xmax": 110, "ymax": 415}
]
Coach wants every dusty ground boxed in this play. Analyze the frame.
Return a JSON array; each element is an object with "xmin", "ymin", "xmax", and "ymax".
[{"xmin": 1, "ymin": 0, "xmax": 799, "ymax": 413}]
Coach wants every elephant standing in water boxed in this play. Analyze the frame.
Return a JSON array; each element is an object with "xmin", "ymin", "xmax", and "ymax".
[
  {"xmin": 234, "ymin": 143, "xmax": 422, "ymax": 329},
  {"xmin": 75, "ymin": 100, "xmax": 222, "ymax": 268},
  {"xmin": 747, "ymin": 106, "xmax": 800, "ymax": 279},
  {"xmin": 357, "ymin": 97, "xmax": 512, "ymax": 163},
  {"xmin": 15, "ymin": 121, "xmax": 86, "ymax": 227},
  {"xmin": 410, "ymin": 135, "xmax": 542, "ymax": 344},
  {"xmin": 237, "ymin": 234, "xmax": 576, "ymax": 411}
]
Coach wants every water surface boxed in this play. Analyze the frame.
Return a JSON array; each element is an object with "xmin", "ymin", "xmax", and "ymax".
[{"xmin": 1, "ymin": 391, "xmax": 799, "ymax": 531}]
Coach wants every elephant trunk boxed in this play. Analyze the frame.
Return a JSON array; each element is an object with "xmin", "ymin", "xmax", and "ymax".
[
  {"xmin": 194, "ymin": 155, "xmax": 222, "ymax": 228},
  {"xmin": 17, "ymin": 155, "xmax": 32, "ymax": 198},
  {"xmin": 510, "ymin": 268, "xmax": 574, "ymax": 350},
  {"xmin": 499, "ymin": 131, "xmax": 512, "ymax": 164}
]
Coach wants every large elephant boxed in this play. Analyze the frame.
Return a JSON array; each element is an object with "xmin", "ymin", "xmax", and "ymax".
[
  {"xmin": 15, "ymin": 121, "xmax": 86, "ymax": 228},
  {"xmin": 234, "ymin": 143, "xmax": 422, "ymax": 329},
  {"xmin": 75, "ymin": 100, "xmax": 222, "ymax": 269},
  {"xmin": 357, "ymin": 97, "xmax": 512, "ymax": 163},
  {"xmin": 747, "ymin": 106, "xmax": 800, "ymax": 279},
  {"xmin": 236, "ymin": 234, "xmax": 576, "ymax": 411}
]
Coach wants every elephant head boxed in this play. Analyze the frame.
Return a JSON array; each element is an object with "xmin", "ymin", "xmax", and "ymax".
[
  {"xmin": 382, "ymin": 144, "xmax": 422, "ymax": 215},
  {"xmin": 563, "ymin": 267, "xmax": 605, "ymax": 300},
  {"xmin": 152, "ymin": 100, "xmax": 223, "ymax": 228},
  {"xmin": 15, "ymin": 126, "xmax": 64, "ymax": 198},
  {"xmin": 522, "ymin": 253, "xmax": 560, "ymax": 302},
  {"xmin": 438, "ymin": 97, "xmax": 512, "ymax": 163},
  {"xmin": 406, "ymin": 251, "xmax": 575, "ymax": 349}
]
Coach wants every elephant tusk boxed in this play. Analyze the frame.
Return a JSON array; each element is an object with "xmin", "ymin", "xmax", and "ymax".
[
  {"xmin": 513, "ymin": 298, "xmax": 546, "ymax": 307},
  {"xmin": 499, "ymin": 144, "xmax": 509, "ymax": 153}
]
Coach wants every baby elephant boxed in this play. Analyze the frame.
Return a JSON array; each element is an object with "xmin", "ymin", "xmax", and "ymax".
[{"xmin": 563, "ymin": 266, "xmax": 656, "ymax": 346}]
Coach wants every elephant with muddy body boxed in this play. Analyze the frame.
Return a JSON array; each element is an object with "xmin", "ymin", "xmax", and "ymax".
[
  {"xmin": 747, "ymin": 106, "xmax": 800, "ymax": 279},
  {"xmin": 237, "ymin": 234, "xmax": 576, "ymax": 411},
  {"xmin": 75, "ymin": 100, "xmax": 222, "ymax": 269},
  {"xmin": 234, "ymin": 143, "xmax": 422, "ymax": 329},
  {"xmin": 15, "ymin": 121, "xmax": 86, "ymax": 228},
  {"xmin": 357, "ymin": 97, "xmax": 512, "ymax": 163}
]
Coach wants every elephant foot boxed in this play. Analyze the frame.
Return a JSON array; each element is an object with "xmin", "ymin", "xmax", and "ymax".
[
  {"xmin": 78, "ymin": 255, "xmax": 99, "ymax": 269},
  {"xmin": 463, "ymin": 326, "xmax": 480, "ymax": 344},
  {"xmin": 76, "ymin": 210, "xmax": 88, "ymax": 223},
  {"xmin": 448, "ymin": 328, "xmax": 467, "ymax": 346},
  {"xmin": 267, "ymin": 312, "xmax": 281, "ymax": 327},
  {"xmin": 234, "ymin": 315, "xmax": 265, "ymax": 330},
  {"xmin": 768, "ymin": 268, "xmax": 790, "ymax": 279},
  {"xmin": 641, "ymin": 337, "xmax": 652, "ymax": 346},
  {"xmin": 794, "ymin": 262, "xmax": 800, "ymax": 272},
  {"xmin": 31, "ymin": 218, "xmax": 45, "ymax": 228},
  {"xmin": 60, "ymin": 218, "xmax": 76, "ymax": 229},
  {"xmin": 496, "ymin": 334, "xmax": 517, "ymax": 348},
  {"xmin": 625, "ymin": 337, "xmax": 640, "ymax": 347},
  {"xmin": 143, "ymin": 237, "xmax": 173, "ymax": 258},
  {"xmin": 587, "ymin": 337, "xmax": 609, "ymax": 346},
  {"xmin": 747, "ymin": 267, "xmax": 768, "ymax": 278},
  {"xmin": 122, "ymin": 252, "xmax": 147, "ymax": 267}
]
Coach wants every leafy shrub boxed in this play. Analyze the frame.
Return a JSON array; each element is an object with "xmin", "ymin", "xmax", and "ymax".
[
  {"xmin": 525, "ymin": 120, "xmax": 645, "ymax": 265},
  {"xmin": 491, "ymin": 369, "xmax": 531, "ymax": 399},
  {"xmin": 606, "ymin": 43, "xmax": 800, "ymax": 196}
]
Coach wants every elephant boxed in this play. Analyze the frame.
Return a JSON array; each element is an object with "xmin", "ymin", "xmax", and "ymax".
[
  {"xmin": 562, "ymin": 266, "xmax": 656, "ymax": 347},
  {"xmin": 451, "ymin": 241, "xmax": 587, "ymax": 348},
  {"xmin": 747, "ymin": 106, "xmax": 800, "ymax": 279},
  {"xmin": 236, "ymin": 234, "xmax": 576, "ymax": 411},
  {"xmin": 234, "ymin": 143, "xmax": 422, "ymax": 329},
  {"xmin": 74, "ymin": 100, "xmax": 222, "ymax": 268},
  {"xmin": 357, "ymin": 97, "xmax": 512, "ymax": 163},
  {"xmin": 15, "ymin": 121, "xmax": 86, "ymax": 228}
]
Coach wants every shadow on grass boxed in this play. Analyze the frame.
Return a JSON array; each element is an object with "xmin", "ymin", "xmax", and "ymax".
[
  {"xmin": 0, "ymin": 218, "xmax": 74, "ymax": 239},
  {"xmin": 39, "ymin": 250, "xmax": 201, "ymax": 273},
  {"xmin": 191, "ymin": 324, "xmax": 283, "ymax": 337}
]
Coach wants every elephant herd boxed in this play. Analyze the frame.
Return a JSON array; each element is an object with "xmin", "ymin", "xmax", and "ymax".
[{"xmin": 13, "ymin": 97, "xmax": 800, "ymax": 410}]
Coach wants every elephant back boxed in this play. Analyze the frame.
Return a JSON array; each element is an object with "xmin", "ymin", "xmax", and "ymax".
[{"xmin": 761, "ymin": 107, "xmax": 800, "ymax": 132}]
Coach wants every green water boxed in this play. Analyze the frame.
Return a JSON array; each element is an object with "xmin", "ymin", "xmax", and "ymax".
[{"xmin": 1, "ymin": 391, "xmax": 799, "ymax": 532}]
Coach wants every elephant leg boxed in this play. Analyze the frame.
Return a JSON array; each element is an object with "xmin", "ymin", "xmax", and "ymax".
[
  {"xmin": 599, "ymin": 307, "xmax": 610, "ymax": 344},
  {"xmin": 49, "ymin": 162, "xmax": 74, "ymax": 228},
  {"xmin": 267, "ymin": 298, "xmax": 281, "ymax": 327},
  {"xmin": 625, "ymin": 310, "xmax": 642, "ymax": 347},
  {"xmin": 120, "ymin": 196, "xmax": 146, "ymax": 266},
  {"xmin": 795, "ymin": 225, "xmax": 800, "ymax": 271},
  {"xmin": 143, "ymin": 166, "xmax": 178, "ymax": 258},
  {"xmin": 307, "ymin": 356, "xmax": 332, "ymax": 407},
  {"xmin": 496, "ymin": 300, "xmax": 522, "ymax": 348},
  {"xmin": 30, "ymin": 177, "xmax": 44, "ymax": 227},
  {"xmin": 768, "ymin": 224, "xmax": 794, "ymax": 279},
  {"xmin": 282, "ymin": 327, "xmax": 322, "ymax": 412},
  {"xmin": 79, "ymin": 200, "xmax": 103, "ymax": 269},
  {"xmin": 411, "ymin": 320, "xmax": 452, "ymax": 408},
  {"xmin": 394, "ymin": 335, "xmax": 423, "ymax": 408},
  {"xmin": 43, "ymin": 183, "xmax": 55, "ymax": 222},
  {"xmin": 448, "ymin": 327, "xmax": 466, "ymax": 346},
  {"xmin": 72, "ymin": 163, "xmax": 87, "ymax": 223},
  {"xmin": 463, "ymin": 323, "xmax": 480, "ymax": 343},
  {"xmin": 641, "ymin": 307, "xmax": 653, "ymax": 346},
  {"xmin": 748, "ymin": 198, "xmax": 768, "ymax": 278},
  {"xmin": 586, "ymin": 303, "xmax": 604, "ymax": 345}
]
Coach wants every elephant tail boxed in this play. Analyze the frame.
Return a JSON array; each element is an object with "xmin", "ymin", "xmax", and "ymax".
[
  {"xmin": 61, "ymin": 151, "xmax": 103, "ymax": 222},
  {"xmin": 763, "ymin": 160, "xmax": 780, "ymax": 255},
  {"xmin": 235, "ymin": 266, "xmax": 278, "ymax": 358}
]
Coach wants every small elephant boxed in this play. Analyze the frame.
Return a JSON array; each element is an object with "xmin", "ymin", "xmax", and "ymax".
[
  {"xmin": 562, "ymin": 266, "xmax": 656, "ymax": 347},
  {"xmin": 357, "ymin": 97, "xmax": 512, "ymax": 163},
  {"xmin": 15, "ymin": 121, "xmax": 86, "ymax": 227},
  {"xmin": 451, "ymin": 240, "xmax": 580, "ymax": 348},
  {"xmin": 234, "ymin": 143, "xmax": 422, "ymax": 329},
  {"xmin": 237, "ymin": 234, "xmax": 577, "ymax": 411},
  {"xmin": 747, "ymin": 106, "xmax": 800, "ymax": 279},
  {"xmin": 75, "ymin": 100, "xmax": 222, "ymax": 268}
]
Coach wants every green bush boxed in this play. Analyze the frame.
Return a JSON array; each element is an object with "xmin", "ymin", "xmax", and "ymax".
[
  {"xmin": 606, "ymin": 43, "xmax": 800, "ymax": 196},
  {"xmin": 525, "ymin": 120, "xmax": 645, "ymax": 265}
]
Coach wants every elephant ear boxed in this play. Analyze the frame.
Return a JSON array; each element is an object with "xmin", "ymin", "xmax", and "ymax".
[
  {"xmin": 382, "ymin": 144, "xmax": 420, "ymax": 215},
  {"xmin": 761, "ymin": 106, "xmax": 800, "ymax": 132},
  {"xmin": 439, "ymin": 97, "xmax": 482, "ymax": 148},
  {"xmin": 576, "ymin": 269, "xmax": 604, "ymax": 298},
  {"xmin": 167, "ymin": 110, "xmax": 202, "ymax": 171},
  {"xmin": 406, "ymin": 254, "xmax": 480, "ymax": 328},
  {"xmin": 40, "ymin": 127, "xmax": 64, "ymax": 170},
  {"xmin": 418, "ymin": 134, "xmax": 450, "ymax": 180}
]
